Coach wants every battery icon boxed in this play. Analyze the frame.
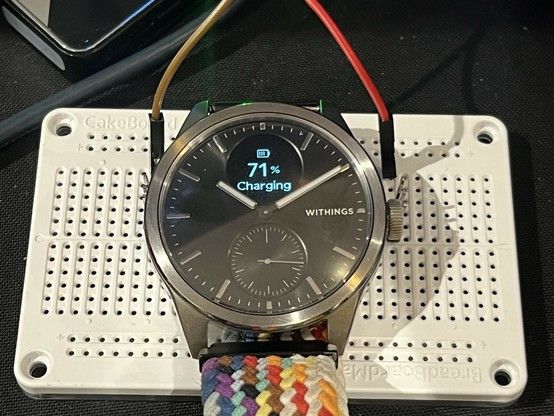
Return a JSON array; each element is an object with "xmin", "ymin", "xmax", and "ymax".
[{"xmin": 256, "ymin": 149, "xmax": 271, "ymax": 159}]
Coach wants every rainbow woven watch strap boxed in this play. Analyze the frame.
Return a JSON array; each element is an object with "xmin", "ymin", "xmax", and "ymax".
[{"xmin": 201, "ymin": 354, "xmax": 348, "ymax": 416}]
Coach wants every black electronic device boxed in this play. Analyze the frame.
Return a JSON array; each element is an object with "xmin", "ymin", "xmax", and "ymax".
[{"xmin": 2, "ymin": 0, "xmax": 206, "ymax": 80}]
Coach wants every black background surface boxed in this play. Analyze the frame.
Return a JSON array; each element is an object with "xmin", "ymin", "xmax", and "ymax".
[{"xmin": 1, "ymin": 0, "xmax": 553, "ymax": 414}]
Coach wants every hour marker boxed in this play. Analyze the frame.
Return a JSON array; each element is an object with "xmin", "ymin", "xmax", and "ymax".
[
  {"xmin": 333, "ymin": 246, "xmax": 356, "ymax": 260},
  {"xmin": 179, "ymin": 169, "xmax": 200, "ymax": 182},
  {"xmin": 166, "ymin": 213, "xmax": 191, "ymax": 220},
  {"xmin": 300, "ymin": 132, "xmax": 314, "ymax": 151},
  {"xmin": 306, "ymin": 276, "xmax": 322, "ymax": 295},
  {"xmin": 180, "ymin": 250, "xmax": 202, "ymax": 265},
  {"xmin": 213, "ymin": 136, "xmax": 227, "ymax": 153},
  {"xmin": 216, "ymin": 279, "xmax": 231, "ymax": 299},
  {"xmin": 265, "ymin": 229, "xmax": 269, "ymax": 244},
  {"xmin": 260, "ymin": 122, "xmax": 266, "ymax": 131},
  {"xmin": 266, "ymin": 301, "xmax": 273, "ymax": 309},
  {"xmin": 356, "ymin": 208, "xmax": 366, "ymax": 214}
]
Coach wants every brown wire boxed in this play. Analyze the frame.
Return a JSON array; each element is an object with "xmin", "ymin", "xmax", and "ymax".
[{"xmin": 151, "ymin": 0, "xmax": 235, "ymax": 120}]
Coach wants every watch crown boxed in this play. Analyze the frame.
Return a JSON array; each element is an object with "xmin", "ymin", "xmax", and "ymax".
[{"xmin": 386, "ymin": 199, "xmax": 403, "ymax": 242}]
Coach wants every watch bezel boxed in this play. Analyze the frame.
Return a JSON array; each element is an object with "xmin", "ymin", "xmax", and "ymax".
[{"xmin": 145, "ymin": 102, "xmax": 386, "ymax": 332}]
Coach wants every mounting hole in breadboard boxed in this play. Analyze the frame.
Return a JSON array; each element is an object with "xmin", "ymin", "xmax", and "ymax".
[
  {"xmin": 494, "ymin": 370, "xmax": 512, "ymax": 387},
  {"xmin": 56, "ymin": 125, "xmax": 72, "ymax": 137},
  {"xmin": 490, "ymin": 360, "xmax": 519, "ymax": 388},
  {"xmin": 473, "ymin": 119, "xmax": 503, "ymax": 146},
  {"xmin": 477, "ymin": 131, "xmax": 494, "ymax": 145},
  {"xmin": 20, "ymin": 351, "xmax": 52, "ymax": 380},
  {"xmin": 46, "ymin": 111, "xmax": 77, "ymax": 138},
  {"xmin": 30, "ymin": 362, "xmax": 47, "ymax": 378}
]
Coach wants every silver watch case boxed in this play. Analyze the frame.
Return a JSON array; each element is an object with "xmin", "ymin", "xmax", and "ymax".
[{"xmin": 145, "ymin": 103, "xmax": 387, "ymax": 346}]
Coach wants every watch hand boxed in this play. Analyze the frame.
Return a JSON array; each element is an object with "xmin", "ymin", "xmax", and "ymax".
[
  {"xmin": 216, "ymin": 181, "xmax": 257, "ymax": 209},
  {"xmin": 257, "ymin": 258, "xmax": 305, "ymax": 265},
  {"xmin": 274, "ymin": 164, "xmax": 350, "ymax": 209}
]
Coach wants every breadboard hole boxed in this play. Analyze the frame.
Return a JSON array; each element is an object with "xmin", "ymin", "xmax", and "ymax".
[
  {"xmin": 367, "ymin": 137, "xmax": 463, "ymax": 159},
  {"xmin": 42, "ymin": 238, "xmax": 175, "ymax": 317},
  {"xmin": 345, "ymin": 337, "xmax": 476, "ymax": 364},
  {"xmin": 359, "ymin": 173, "xmax": 501, "ymax": 323},
  {"xmin": 50, "ymin": 168, "xmax": 146, "ymax": 239},
  {"xmin": 64, "ymin": 334, "xmax": 190, "ymax": 359},
  {"xmin": 86, "ymin": 132, "xmax": 150, "ymax": 153}
]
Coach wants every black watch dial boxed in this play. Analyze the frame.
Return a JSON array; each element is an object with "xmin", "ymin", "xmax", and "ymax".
[{"xmin": 159, "ymin": 116, "xmax": 373, "ymax": 315}]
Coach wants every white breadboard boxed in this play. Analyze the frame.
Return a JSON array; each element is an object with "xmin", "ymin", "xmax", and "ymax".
[{"xmin": 15, "ymin": 108, "xmax": 526, "ymax": 405}]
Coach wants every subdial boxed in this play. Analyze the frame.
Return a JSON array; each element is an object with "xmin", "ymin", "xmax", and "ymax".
[{"xmin": 229, "ymin": 224, "xmax": 307, "ymax": 298}]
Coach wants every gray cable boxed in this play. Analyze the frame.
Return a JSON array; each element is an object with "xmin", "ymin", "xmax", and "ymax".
[{"xmin": 0, "ymin": 3, "xmax": 240, "ymax": 149}]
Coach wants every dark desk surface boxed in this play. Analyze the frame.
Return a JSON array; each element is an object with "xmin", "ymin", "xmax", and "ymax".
[{"xmin": 1, "ymin": 0, "xmax": 553, "ymax": 414}]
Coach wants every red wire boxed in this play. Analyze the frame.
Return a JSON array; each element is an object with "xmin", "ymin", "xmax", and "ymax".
[{"xmin": 305, "ymin": 0, "xmax": 390, "ymax": 122}]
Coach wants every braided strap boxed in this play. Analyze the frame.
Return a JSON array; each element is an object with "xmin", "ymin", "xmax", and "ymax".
[{"xmin": 201, "ymin": 354, "xmax": 348, "ymax": 416}]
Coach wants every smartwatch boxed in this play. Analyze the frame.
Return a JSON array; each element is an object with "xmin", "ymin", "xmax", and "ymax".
[{"xmin": 145, "ymin": 101, "xmax": 402, "ymax": 415}]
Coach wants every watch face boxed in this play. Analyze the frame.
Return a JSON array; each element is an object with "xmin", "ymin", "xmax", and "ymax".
[{"xmin": 157, "ymin": 114, "xmax": 374, "ymax": 315}]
